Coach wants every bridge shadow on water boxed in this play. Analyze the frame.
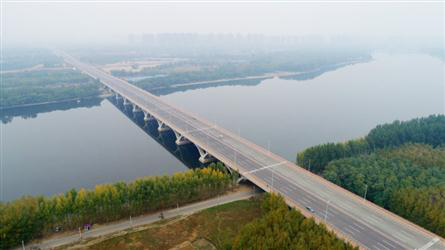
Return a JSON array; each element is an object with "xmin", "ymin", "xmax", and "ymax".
[
  {"xmin": 107, "ymin": 97, "xmax": 206, "ymax": 170},
  {"xmin": 1, "ymin": 97, "xmax": 103, "ymax": 124}
]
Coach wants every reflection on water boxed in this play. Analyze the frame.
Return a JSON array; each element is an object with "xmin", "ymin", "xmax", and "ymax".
[
  {"xmin": 1, "ymin": 98, "xmax": 102, "ymax": 124},
  {"xmin": 149, "ymin": 60, "xmax": 368, "ymax": 96},
  {"xmin": 151, "ymin": 78, "xmax": 265, "ymax": 96},
  {"xmin": 2, "ymin": 99, "xmax": 189, "ymax": 201},
  {"xmin": 107, "ymin": 97, "xmax": 203, "ymax": 169}
]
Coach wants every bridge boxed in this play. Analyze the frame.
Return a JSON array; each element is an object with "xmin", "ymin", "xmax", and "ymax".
[{"xmin": 60, "ymin": 52, "xmax": 445, "ymax": 250}]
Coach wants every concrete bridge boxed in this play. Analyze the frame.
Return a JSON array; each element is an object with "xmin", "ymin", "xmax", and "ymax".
[{"xmin": 60, "ymin": 51, "xmax": 445, "ymax": 250}]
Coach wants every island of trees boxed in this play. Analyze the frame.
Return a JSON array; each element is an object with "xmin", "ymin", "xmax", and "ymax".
[{"xmin": 297, "ymin": 114, "xmax": 445, "ymax": 237}]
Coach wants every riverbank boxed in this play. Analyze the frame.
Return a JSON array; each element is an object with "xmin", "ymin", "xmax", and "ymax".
[
  {"xmin": 24, "ymin": 185, "xmax": 257, "ymax": 250},
  {"xmin": 0, "ymin": 93, "xmax": 111, "ymax": 110},
  {"xmin": 2, "ymin": 56, "xmax": 368, "ymax": 109},
  {"xmin": 143, "ymin": 57, "xmax": 371, "ymax": 94},
  {"xmin": 1, "ymin": 166, "xmax": 233, "ymax": 249}
]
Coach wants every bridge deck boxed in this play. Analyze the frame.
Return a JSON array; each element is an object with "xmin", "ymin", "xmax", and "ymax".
[{"xmin": 61, "ymin": 52, "xmax": 444, "ymax": 250}]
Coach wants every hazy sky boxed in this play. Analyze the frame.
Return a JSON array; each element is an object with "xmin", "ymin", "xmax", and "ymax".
[{"xmin": 3, "ymin": 2, "xmax": 444, "ymax": 47}]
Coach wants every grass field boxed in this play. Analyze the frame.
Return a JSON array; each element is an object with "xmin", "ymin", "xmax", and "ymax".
[{"xmin": 60, "ymin": 197, "xmax": 262, "ymax": 250}]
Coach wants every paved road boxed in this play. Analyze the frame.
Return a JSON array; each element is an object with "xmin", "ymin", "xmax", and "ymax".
[
  {"xmin": 60, "ymin": 51, "xmax": 445, "ymax": 250},
  {"xmin": 28, "ymin": 189, "xmax": 256, "ymax": 249}
]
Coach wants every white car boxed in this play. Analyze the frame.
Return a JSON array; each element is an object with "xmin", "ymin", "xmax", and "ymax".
[{"xmin": 305, "ymin": 206, "xmax": 315, "ymax": 213}]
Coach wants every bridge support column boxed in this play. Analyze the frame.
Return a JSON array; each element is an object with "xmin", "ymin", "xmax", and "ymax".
[
  {"xmin": 237, "ymin": 176, "xmax": 246, "ymax": 184},
  {"xmin": 123, "ymin": 98, "xmax": 131, "ymax": 106},
  {"xmin": 115, "ymin": 93, "xmax": 122, "ymax": 100},
  {"xmin": 173, "ymin": 130, "xmax": 190, "ymax": 145},
  {"xmin": 132, "ymin": 104, "xmax": 141, "ymax": 113},
  {"xmin": 143, "ymin": 112, "xmax": 155, "ymax": 121},
  {"xmin": 225, "ymin": 165, "xmax": 233, "ymax": 175},
  {"xmin": 197, "ymin": 146, "xmax": 214, "ymax": 164},
  {"xmin": 156, "ymin": 119, "xmax": 171, "ymax": 132}
]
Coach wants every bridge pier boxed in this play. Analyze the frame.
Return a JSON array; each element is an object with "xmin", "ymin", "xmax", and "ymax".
[
  {"xmin": 123, "ymin": 98, "xmax": 131, "ymax": 106},
  {"xmin": 237, "ymin": 176, "xmax": 246, "ymax": 184},
  {"xmin": 132, "ymin": 104, "xmax": 141, "ymax": 113},
  {"xmin": 156, "ymin": 119, "xmax": 171, "ymax": 132},
  {"xmin": 103, "ymin": 86, "xmax": 113, "ymax": 95},
  {"xmin": 115, "ymin": 93, "xmax": 122, "ymax": 100},
  {"xmin": 173, "ymin": 130, "xmax": 190, "ymax": 145},
  {"xmin": 143, "ymin": 112, "xmax": 155, "ymax": 121},
  {"xmin": 197, "ymin": 146, "xmax": 214, "ymax": 164}
]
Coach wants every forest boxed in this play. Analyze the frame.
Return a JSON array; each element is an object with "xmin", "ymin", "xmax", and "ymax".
[
  {"xmin": 296, "ymin": 115, "xmax": 445, "ymax": 237},
  {"xmin": 1, "ymin": 69, "xmax": 102, "ymax": 108},
  {"xmin": 0, "ymin": 165, "xmax": 232, "ymax": 249},
  {"xmin": 231, "ymin": 194, "xmax": 358, "ymax": 250},
  {"xmin": 297, "ymin": 115, "xmax": 445, "ymax": 174},
  {"xmin": 1, "ymin": 48, "xmax": 62, "ymax": 71}
]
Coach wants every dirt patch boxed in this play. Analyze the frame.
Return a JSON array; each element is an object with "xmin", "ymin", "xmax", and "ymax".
[
  {"xmin": 191, "ymin": 238, "xmax": 216, "ymax": 250},
  {"xmin": 100, "ymin": 59, "xmax": 183, "ymax": 73},
  {"xmin": 64, "ymin": 198, "xmax": 262, "ymax": 250}
]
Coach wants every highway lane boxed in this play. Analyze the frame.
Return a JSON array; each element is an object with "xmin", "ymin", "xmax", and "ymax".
[
  {"xmin": 254, "ymin": 169, "xmax": 405, "ymax": 250},
  {"xmin": 60, "ymin": 52, "xmax": 445, "ymax": 250}
]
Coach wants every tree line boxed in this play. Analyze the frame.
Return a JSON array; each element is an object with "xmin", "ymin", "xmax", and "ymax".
[
  {"xmin": 296, "ymin": 115, "xmax": 445, "ymax": 238},
  {"xmin": 1, "ymin": 69, "xmax": 101, "ymax": 108},
  {"xmin": 389, "ymin": 186, "xmax": 445, "ymax": 237},
  {"xmin": 0, "ymin": 166, "xmax": 232, "ymax": 249},
  {"xmin": 297, "ymin": 114, "xmax": 445, "ymax": 174},
  {"xmin": 322, "ymin": 144, "xmax": 445, "ymax": 237},
  {"xmin": 1, "ymin": 48, "xmax": 62, "ymax": 71},
  {"xmin": 231, "ymin": 194, "xmax": 358, "ymax": 250}
]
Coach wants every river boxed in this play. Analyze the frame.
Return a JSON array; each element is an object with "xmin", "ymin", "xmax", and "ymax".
[{"xmin": 1, "ymin": 53, "xmax": 444, "ymax": 201}]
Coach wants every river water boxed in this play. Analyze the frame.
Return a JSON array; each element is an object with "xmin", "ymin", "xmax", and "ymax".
[{"xmin": 1, "ymin": 53, "xmax": 444, "ymax": 201}]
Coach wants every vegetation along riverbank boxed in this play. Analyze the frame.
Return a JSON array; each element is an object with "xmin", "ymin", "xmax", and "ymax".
[
  {"xmin": 0, "ymin": 164, "xmax": 232, "ymax": 249},
  {"xmin": 297, "ymin": 114, "xmax": 445, "ymax": 237}
]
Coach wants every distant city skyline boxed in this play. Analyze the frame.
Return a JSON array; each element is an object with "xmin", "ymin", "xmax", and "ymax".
[{"xmin": 3, "ymin": 2, "xmax": 443, "ymax": 47}]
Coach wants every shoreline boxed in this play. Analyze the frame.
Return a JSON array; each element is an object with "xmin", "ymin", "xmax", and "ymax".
[
  {"xmin": 1, "ymin": 57, "xmax": 369, "ymax": 111},
  {"xmin": 0, "ymin": 93, "xmax": 111, "ymax": 111},
  {"xmin": 148, "ymin": 57, "xmax": 371, "ymax": 91}
]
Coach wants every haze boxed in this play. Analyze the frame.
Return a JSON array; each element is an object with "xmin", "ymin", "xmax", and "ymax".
[{"xmin": 3, "ymin": 2, "xmax": 444, "ymax": 47}]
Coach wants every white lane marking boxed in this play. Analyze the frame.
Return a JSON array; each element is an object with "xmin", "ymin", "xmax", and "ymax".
[
  {"xmin": 381, "ymin": 238, "xmax": 398, "ymax": 249},
  {"xmin": 370, "ymin": 214, "xmax": 384, "ymax": 223},
  {"xmin": 367, "ymin": 215, "xmax": 381, "ymax": 225},
  {"xmin": 186, "ymin": 125, "xmax": 216, "ymax": 134},
  {"xmin": 398, "ymin": 230, "xmax": 413, "ymax": 240},
  {"xmin": 416, "ymin": 238, "xmax": 440, "ymax": 250},
  {"xmin": 343, "ymin": 227, "xmax": 356, "ymax": 236},
  {"xmin": 305, "ymin": 195, "xmax": 318, "ymax": 202},
  {"xmin": 349, "ymin": 225, "xmax": 361, "ymax": 233},
  {"xmin": 266, "ymin": 159, "xmax": 409, "ymax": 249},
  {"xmin": 242, "ymin": 161, "xmax": 287, "ymax": 175},
  {"xmin": 283, "ymin": 186, "xmax": 292, "ymax": 193},
  {"xmin": 376, "ymin": 242, "xmax": 391, "ymax": 250},
  {"xmin": 353, "ymin": 222, "xmax": 366, "ymax": 231},
  {"xmin": 300, "ymin": 197, "xmax": 310, "ymax": 204}
]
